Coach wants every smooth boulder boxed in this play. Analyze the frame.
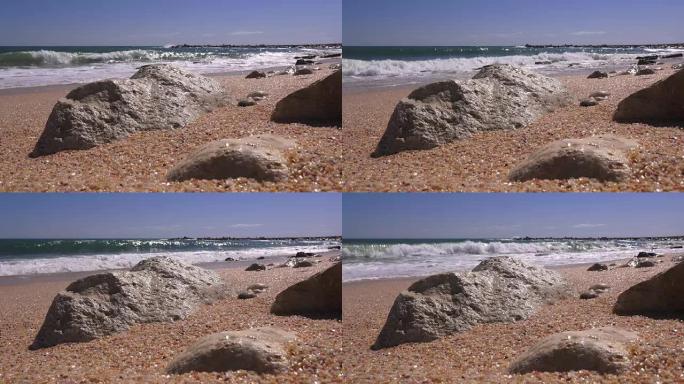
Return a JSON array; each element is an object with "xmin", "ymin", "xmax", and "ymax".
[
  {"xmin": 271, "ymin": 70, "xmax": 341, "ymax": 126},
  {"xmin": 372, "ymin": 257, "xmax": 572, "ymax": 350},
  {"xmin": 614, "ymin": 70, "xmax": 684, "ymax": 123},
  {"xmin": 372, "ymin": 64, "xmax": 572, "ymax": 157},
  {"xmin": 30, "ymin": 64, "xmax": 230, "ymax": 157},
  {"xmin": 166, "ymin": 135, "xmax": 295, "ymax": 182},
  {"xmin": 614, "ymin": 262, "xmax": 684, "ymax": 314},
  {"xmin": 167, "ymin": 327, "xmax": 296, "ymax": 374},
  {"xmin": 271, "ymin": 263, "xmax": 341, "ymax": 318},
  {"xmin": 30, "ymin": 257, "xmax": 228, "ymax": 349},
  {"xmin": 509, "ymin": 328, "xmax": 637, "ymax": 374},
  {"xmin": 509, "ymin": 136, "xmax": 638, "ymax": 182}
]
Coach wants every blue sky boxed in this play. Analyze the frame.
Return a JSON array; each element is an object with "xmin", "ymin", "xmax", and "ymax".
[
  {"xmin": 0, "ymin": 194, "xmax": 341, "ymax": 239},
  {"xmin": 344, "ymin": 0, "xmax": 684, "ymax": 46},
  {"xmin": 0, "ymin": 0, "xmax": 341, "ymax": 45},
  {"xmin": 343, "ymin": 194, "xmax": 684, "ymax": 239}
]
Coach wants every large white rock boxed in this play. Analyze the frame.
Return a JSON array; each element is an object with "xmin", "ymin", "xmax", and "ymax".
[
  {"xmin": 30, "ymin": 64, "xmax": 231, "ymax": 157},
  {"xmin": 372, "ymin": 65, "xmax": 572, "ymax": 157},
  {"xmin": 30, "ymin": 257, "xmax": 229, "ymax": 349},
  {"xmin": 372, "ymin": 257, "xmax": 572, "ymax": 349}
]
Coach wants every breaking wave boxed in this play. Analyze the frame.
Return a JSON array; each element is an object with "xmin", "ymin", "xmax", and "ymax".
[{"xmin": 342, "ymin": 51, "xmax": 636, "ymax": 78}]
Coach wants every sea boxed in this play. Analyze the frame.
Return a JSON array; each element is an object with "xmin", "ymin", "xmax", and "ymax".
[
  {"xmin": 342, "ymin": 237, "xmax": 684, "ymax": 282},
  {"xmin": 0, "ymin": 237, "xmax": 339, "ymax": 276},
  {"xmin": 0, "ymin": 45, "xmax": 341, "ymax": 89},
  {"xmin": 343, "ymin": 45, "xmax": 684, "ymax": 88}
]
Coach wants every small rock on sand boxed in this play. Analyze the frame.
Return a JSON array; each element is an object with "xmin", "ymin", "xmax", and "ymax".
[
  {"xmin": 166, "ymin": 327, "xmax": 297, "ymax": 374},
  {"xmin": 587, "ymin": 263, "xmax": 608, "ymax": 272},
  {"xmin": 508, "ymin": 327, "xmax": 638, "ymax": 374},
  {"xmin": 615, "ymin": 261, "xmax": 684, "ymax": 314},
  {"xmin": 238, "ymin": 291, "xmax": 257, "ymax": 299},
  {"xmin": 166, "ymin": 135, "xmax": 295, "ymax": 182},
  {"xmin": 587, "ymin": 71, "xmax": 608, "ymax": 79},
  {"xmin": 271, "ymin": 263, "xmax": 341, "ymax": 318},
  {"xmin": 247, "ymin": 283, "xmax": 268, "ymax": 292},
  {"xmin": 247, "ymin": 91, "xmax": 268, "ymax": 100},
  {"xmin": 580, "ymin": 291, "xmax": 599, "ymax": 300},
  {"xmin": 246, "ymin": 70, "xmax": 266, "ymax": 79},
  {"xmin": 509, "ymin": 136, "xmax": 638, "ymax": 182},
  {"xmin": 245, "ymin": 263, "xmax": 266, "ymax": 271},
  {"xmin": 635, "ymin": 260, "xmax": 656, "ymax": 268},
  {"xmin": 580, "ymin": 97, "xmax": 599, "ymax": 107},
  {"xmin": 293, "ymin": 260, "xmax": 314, "ymax": 268},
  {"xmin": 238, "ymin": 98, "xmax": 257, "ymax": 107},
  {"xmin": 637, "ymin": 252, "xmax": 657, "ymax": 258}
]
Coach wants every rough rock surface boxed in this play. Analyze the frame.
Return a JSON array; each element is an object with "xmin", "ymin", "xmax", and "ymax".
[
  {"xmin": 30, "ymin": 257, "xmax": 228, "ymax": 349},
  {"xmin": 614, "ymin": 70, "xmax": 684, "ymax": 124},
  {"xmin": 372, "ymin": 257, "xmax": 572, "ymax": 350},
  {"xmin": 372, "ymin": 64, "xmax": 572, "ymax": 157},
  {"xmin": 615, "ymin": 262, "xmax": 684, "ymax": 314},
  {"xmin": 30, "ymin": 64, "xmax": 230, "ymax": 157},
  {"xmin": 271, "ymin": 70, "xmax": 341, "ymax": 126},
  {"xmin": 166, "ymin": 327, "xmax": 297, "ymax": 374},
  {"xmin": 271, "ymin": 263, "xmax": 341, "ymax": 318},
  {"xmin": 166, "ymin": 135, "xmax": 295, "ymax": 182},
  {"xmin": 508, "ymin": 327, "xmax": 637, "ymax": 374},
  {"xmin": 245, "ymin": 263, "xmax": 267, "ymax": 272},
  {"xmin": 509, "ymin": 136, "xmax": 638, "ymax": 182}
]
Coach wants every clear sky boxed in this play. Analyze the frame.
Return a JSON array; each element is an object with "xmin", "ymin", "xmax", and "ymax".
[
  {"xmin": 0, "ymin": 0, "xmax": 341, "ymax": 46},
  {"xmin": 0, "ymin": 193, "xmax": 341, "ymax": 239},
  {"xmin": 343, "ymin": 194, "xmax": 684, "ymax": 239},
  {"xmin": 344, "ymin": 0, "xmax": 684, "ymax": 46}
]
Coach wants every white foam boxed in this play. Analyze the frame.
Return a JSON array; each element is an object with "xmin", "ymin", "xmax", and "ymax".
[
  {"xmin": 342, "ymin": 51, "xmax": 636, "ymax": 80},
  {"xmin": 0, "ymin": 48, "xmax": 341, "ymax": 89},
  {"xmin": 0, "ymin": 245, "xmax": 332, "ymax": 276},
  {"xmin": 342, "ymin": 240, "xmax": 676, "ymax": 281}
]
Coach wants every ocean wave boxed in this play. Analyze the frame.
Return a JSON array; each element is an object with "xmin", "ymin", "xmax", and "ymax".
[
  {"xmin": 342, "ymin": 51, "xmax": 636, "ymax": 78},
  {"xmin": 0, "ymin": 244, "xmax": 332, "ymax": 276},
  {"xmin": 341, "ymin": 240, "xmax": 606, "ymax": 260},
  {"xmin": 0, "ymin": 49, "xmax": 190, "ymax": 67}
]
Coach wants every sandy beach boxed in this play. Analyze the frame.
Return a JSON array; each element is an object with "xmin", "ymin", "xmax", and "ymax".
[
  {"xmin": 0, "ymin": 254, "xmax": 343, "ymax": 383},
  {"xmin": 342, "ymin": 68, "xmax": 684, "ymax": 192},
  {"xmin": 342, "ymin": 254, "xmax": 684, "ymax": 383},
  {"xmin": 0, "ymin": 65, "xmax": 342, "ymax": 192}
]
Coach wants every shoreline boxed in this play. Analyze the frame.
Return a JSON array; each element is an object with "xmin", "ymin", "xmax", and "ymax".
[
  {"xmin": 0, "ymin": 249, "xmax": 340, "ymax": 286},
  {"xmin": 343, "ymin": 255, "xmax": 639, "ymax": 285},
  {"xmin": 0, "ymin": 57, "xmax": 341, "ymax": 94}
]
